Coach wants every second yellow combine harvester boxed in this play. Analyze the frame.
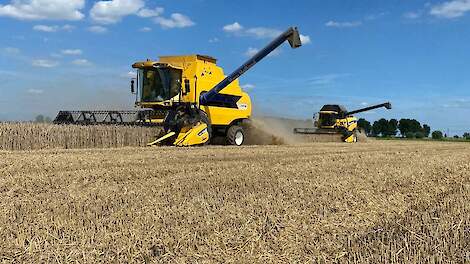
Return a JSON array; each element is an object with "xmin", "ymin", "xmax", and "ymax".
[
  {"xmin": 55, "ymin": 27, "xmax": 302, "ymax": 146},
  {"xmin": 294, "ymin": 102, "xmax": 392, "ymax": 142}
]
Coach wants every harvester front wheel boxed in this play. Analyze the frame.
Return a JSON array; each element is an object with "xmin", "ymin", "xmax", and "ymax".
[{"xmin": 226, "ymin": 125, "xmax": 245, "ymax": 146}]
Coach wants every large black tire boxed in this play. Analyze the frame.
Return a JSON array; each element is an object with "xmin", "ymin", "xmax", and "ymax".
[
  {"xmin": 198, "ymin": 110, "xmax": 212, "ymax": 145},
  {"xmin": 198, "ymin": 110, "xmax": 212, "ymax": 137},
  {"xmin": 226, "ymin": 125, "xmax": 245, "ymax": 146}
]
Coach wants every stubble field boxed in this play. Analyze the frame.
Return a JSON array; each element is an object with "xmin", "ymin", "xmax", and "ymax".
[{"xmin": 1, "ymin": 141, "xmax": 469, "ymax": 263}]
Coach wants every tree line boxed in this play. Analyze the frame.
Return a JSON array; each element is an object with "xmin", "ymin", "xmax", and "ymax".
[
  {"xmin": 34, "ymin": 115, "xmax": 52, "ymax": 123},
  {"xmin": 357, "ymin": 118, "xmax": 470, "ymax": 140}
]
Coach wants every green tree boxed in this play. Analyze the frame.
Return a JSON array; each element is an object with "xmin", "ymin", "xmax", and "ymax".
[
  {"xmin": 357, "ymin": 118, "xmax": 371, "ymax": 135},
  {"xmin": 422, "ymin": 124, "xmax": 431, "ymax": 138},
  {"xmin": 386, "ymin": 119, "xmax": 398, "ymax": 137},
  {"xmin": 415, "ymin": 131, "xmax": 425, "ymax": 139},
  {"xmin": 34, "ymin": 114, "xmax": 52, "ymax": 123},
  {"xmin": 371, "ymin": 121, "xmax": 381, "ymax": 136},
  {"xmin": 405, "ymin": 131, "xmax": 415, "ymax": 138},
  {"xmin": 398, "ymin": 119, "xmax": 408, "ymax": 136},
  {"xmin": 432, "ymin": 130, "xmax": 443, "ymax": 140},
  {"xmin": 399, "ymin": 119, "xmax": 413, "ymax": 137},
  {"xmin": 372, "ymin": 118, "xmax": 389, "ymax": 137},
  {"xmin": 399, "ymin": 119, "xmax": 423, "ymax": 138},
  {"xmin": 463, "ymin": 132, "xmax": 470, "ymax": 140},
  {"xmin": 35, "ymin": 115, "xmax": 45, "ymax": 123},
  {"xmin": 410, "ymin": 119, "xmax": 422, "ymax": 133}
]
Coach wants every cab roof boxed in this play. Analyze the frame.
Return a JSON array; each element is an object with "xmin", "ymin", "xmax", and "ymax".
[
  {"xmin": 159, "ymin": 54, "xmax": 217, "ymax": 64},
  {"xmin": 320, "ymin": 104, "xmax": 348, "ymax": 114}
]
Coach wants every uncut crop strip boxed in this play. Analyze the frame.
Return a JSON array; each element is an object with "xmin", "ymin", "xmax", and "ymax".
[{"xmin": 0, "ymin": 123, "xmax": 161, "ymax": 151}]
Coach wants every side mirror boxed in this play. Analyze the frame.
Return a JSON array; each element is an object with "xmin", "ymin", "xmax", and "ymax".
[
  {"xmin": 130, "ymin": 79, "xmax": 135, "ymax": 94},
  {"xmin": 184, "ymin": 79, "xmax": 190, "ymax": 95}
]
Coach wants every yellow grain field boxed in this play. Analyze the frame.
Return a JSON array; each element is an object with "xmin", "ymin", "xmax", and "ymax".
[{"xmin": 0, "ymin": 141, "xmax": 469, "ymax": 263}]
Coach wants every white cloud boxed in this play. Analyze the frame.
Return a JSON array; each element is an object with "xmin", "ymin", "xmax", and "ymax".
[
  {"xmin": 430, "ymin": 0, "xmax": 470, "ymax": 18},
  {"xmin": 223, "ymin": 22, "xmax": 243, "ymax": 32},
  {"xmin": 245, "ymin": 47, "xmax": 259, "ymax": 57},
  {"xmin": 442, "ymin": 98, "xmax": 470, "ymax": 108},
  {"xmin": 90, "ymin": 2, "xmax": 193, "ymax": 29},
  {"xmin": 208, "ymin": 37, "xmax": 219, "ymax": 43},
  {"xmin": 137, "ymin": 7, "xmax": 164, "ymax": 18},
  {"xmin": 325, "ymin": 20, "xmax": 362, "ymax": 28},
  {"xmin": 364, "ymin": 12, "xmax": 387, "ymax": 21},
  {"xmin": 224, "ymin": 22, "xmax": 276, "ymax": 38},
  {"xmin": 403, "ymin": 11, "xmax": 422, "ymax": 19},
  {"xmin": 62, "ymin": 24, "xmax": 75, "ymax": 31},
  {"xmin": 154, "ymin": 13, "xmax": 195, "ymax": 29},
  {"xmin": 245, "ymin": 47, "xmax": 281, "ymax": 57},
  {"xmin": 50, "ymin": 53, "xmax": 62, "ymax": 58},
  {"xmin": 309, "ymin": 74, "xmax": 350, "ymax": 86},
  {"xmin": 0, "ymin": 0, "xmax": 85, "ymax": 21},
  {"xmin": 300, "ymin": 34, "xmax": 311, "ymax": 44},
  {"xmin": 88, "ymin": 26, "xmax": 108, "ymax": 33},
  {"xmin": 71, "ymin": 59, "xmax": 92, "ymax": 66},
  {"xmin": 122, "ymin": 71, "xmax": 136, "ymax": 78},
  {"xmin": 27, "ymin": 89, "xmax": 44, "ymax": 95},
  {"xmin": 241, "ymin": 84, "xmax": 255, "ymax": 90},
  {"xmin": 245, "ymin": 27, "xmax": 281, "ymax": 38},
  {"xmin": 61, "ymin": 49, "xmax": 82, "ymax": 55},
  {"xmin": 0, "ymin": 70, "xmax": 17, "ymax": 76},
  {"xmin": 1, "ymin": 47, "xmax": 20, "ymax": 55},
  {"xmin": 139, "ymin": 27, "xmax": 152, "ymax": 32},
  {"xmin": 223, "ymin": 22, "xmax": 311, "ymax": 44},
  {"xmin": 90, "ymin": 0, "xmax": 145, "ymax": 24},
  {"xmin": 33, "ymin": 24, "xmax": 74, "ymax": 32},
  {"xmin": 33, "ymin": 25, "xmax": 58, "ymax": 32},
  {"xmin": 32, "ymin": 59, "xmax": 59, "ymax": 68}
]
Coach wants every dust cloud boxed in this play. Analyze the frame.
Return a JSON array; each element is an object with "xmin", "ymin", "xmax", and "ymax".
[
  {"xmin": 244, "ymin": 116, "xmax": 355, "ymax": 145},
  {"xmin": 244, "ymin": 117, "xmax": 311, "ymax": 145}
]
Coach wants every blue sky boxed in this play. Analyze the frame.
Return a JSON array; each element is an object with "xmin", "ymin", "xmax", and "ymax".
[{"xmin": 0, "ymin": 0, "xmax": 469, "ymax": 134}]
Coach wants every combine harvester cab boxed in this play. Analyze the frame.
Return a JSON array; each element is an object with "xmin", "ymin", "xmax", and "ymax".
[{"xmin": 294, "ymin": 102, "xmax": 392, "ymax": 143}]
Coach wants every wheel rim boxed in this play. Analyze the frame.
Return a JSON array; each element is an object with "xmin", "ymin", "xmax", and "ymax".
[{"xmin": 235, "ymin": 131, "xmax": 244, "ymax": 145}]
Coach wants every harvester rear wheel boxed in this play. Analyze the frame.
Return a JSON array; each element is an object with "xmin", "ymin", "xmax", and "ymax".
[{"xmin": 226, "ymin": 125, "xmax": 245, "ymax": 146}]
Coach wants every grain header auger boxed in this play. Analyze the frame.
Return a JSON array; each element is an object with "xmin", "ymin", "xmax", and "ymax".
[
  {"xmin": 294, "ymin": 102, "xmax": 392, "ymax": 143},
  {"xmin": 144, "ymin": 26, "xmax": 303, "ymax": 146}
]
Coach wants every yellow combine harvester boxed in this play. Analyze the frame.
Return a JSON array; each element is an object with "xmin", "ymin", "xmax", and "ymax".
[
  {"xmin": 294, "ymin": 102, "xmax": 392, "ymax": 142},
  {"xmin": 130, "ymin": 54, "xmax": 253, "ymax": 146},
  {"xmin": 55, "ymin": 27, "xmax": 302, "ymax": 146}
]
